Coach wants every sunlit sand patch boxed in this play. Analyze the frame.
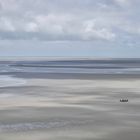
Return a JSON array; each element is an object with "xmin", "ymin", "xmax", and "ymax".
[
  {"xmin": 0, "ymin": 95, "xmax": 117, "ymax": 112},
  {"xmin": 0, "ymin": 93, "xmax": 16, "ymax": 98},
  {"xmin": 26, "ymin": 79, "xmax": 140, "ymax": 96}
]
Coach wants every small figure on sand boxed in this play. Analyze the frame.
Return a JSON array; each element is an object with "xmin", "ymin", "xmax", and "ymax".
[{"xmin": 120, "ymin": 99, "xmax": 128, "ymax": 102}]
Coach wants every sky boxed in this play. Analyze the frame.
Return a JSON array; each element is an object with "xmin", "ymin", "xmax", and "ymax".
[{"xmin": 0, "ymin": 0, "xmax": 140, "ymax": 57}]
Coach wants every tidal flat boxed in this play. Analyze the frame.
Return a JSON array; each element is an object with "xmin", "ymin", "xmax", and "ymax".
[{"xmin": 0, "ymin": 58, "xmax": 140, "ymax": 140}]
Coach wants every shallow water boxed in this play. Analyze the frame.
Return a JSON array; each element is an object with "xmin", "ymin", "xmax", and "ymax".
[
  {"xmin": 1, "ymin": 59, "xmax": 140, "ymax": 74},
  {"xmin": 0, "ymin": 75, "xmax": 26, "ymax": 87}
]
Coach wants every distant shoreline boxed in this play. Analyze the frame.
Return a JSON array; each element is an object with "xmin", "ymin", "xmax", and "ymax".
[{"xmin": 1, "ymin": 57, "xmax": 140, "ymax": 61}]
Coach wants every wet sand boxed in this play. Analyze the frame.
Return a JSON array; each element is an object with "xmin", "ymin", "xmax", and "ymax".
[{"xmin": 0, "ymin": 75, "xmax": 140, "ymax": 140}]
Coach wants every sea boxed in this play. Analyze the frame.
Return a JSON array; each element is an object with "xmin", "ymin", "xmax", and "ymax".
[
  {"xmin": 0, "ymin": 58, "xmax": 140, "ymax": 86},
  {"xmin": 1, "ymin": 58, "xmax": 140, "ymax": 74}
]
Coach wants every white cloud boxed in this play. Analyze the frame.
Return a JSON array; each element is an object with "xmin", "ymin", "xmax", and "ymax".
[
  {"xmin": 0, "ymin": 0, "xmax": 140, "ymax": 57},
  {"xmin": 0, "ymin": 0, "xmax": 138, "ymax": 42},
  {"xmin": 0, "ymin": 17, "xmax": 15, "ymax": 31},
  {"xmin": 82, "ymin": 20, "xmax": 115, "ymax": 40},
  {"xmin": 115, "ymin": 0, "xmax": 129, "ymax": 4},
  {"xmin": 34, "ymin": 14, "xmax": 66, "ymax": 34},
  {"xmin": 25, "ymin": 22, "xmax": 38, "ymax": 32}
]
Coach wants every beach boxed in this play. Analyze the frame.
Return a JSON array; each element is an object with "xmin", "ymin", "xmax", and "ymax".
[{"xmin": 0, "ymin": 59, "xmax": 140, "ymax": 140}]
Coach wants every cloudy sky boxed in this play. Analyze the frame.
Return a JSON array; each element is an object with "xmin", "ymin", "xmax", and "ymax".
[{"xmin": 0, "ymin": 0, "xmax": 140, "ymax": 57}]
